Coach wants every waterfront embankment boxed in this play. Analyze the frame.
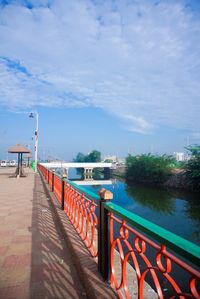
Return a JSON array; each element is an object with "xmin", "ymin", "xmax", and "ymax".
[{"xmin": 112, "ymin": 167, "xmax": 197, "ymax": 193}]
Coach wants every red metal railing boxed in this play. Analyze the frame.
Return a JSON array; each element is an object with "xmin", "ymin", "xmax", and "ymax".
[
  {"xmin": 45, "ymin": 167, "xmax": 48, "ymax": 181},
  {"xmin": 39, "ymin": 163, "xmax": 46, "ymax": 178},
  {"xmin": 54, "ymin": 175, "xmax": 62, "ymax": 203},
  {"xmin": 49, "ymin": 171, "xmax": 53, "ymax": 189},
  {"xmin": 64, "ymin": 182, "xmax": 98, "ymax": 257},
  {"xmin": 37, "ymin": 164, "xmax": 200, "ymax": 299},
  {"xmin": 109, "ymin": 214, "xmax": 200, "ymax": 299},
  {"xmin": 37, "ymin": 164, "xmax": 98, "ymax": 257}
]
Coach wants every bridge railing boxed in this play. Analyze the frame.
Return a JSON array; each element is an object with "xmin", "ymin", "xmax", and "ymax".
[{"xmin": 37, "ymin": 164, "xmax": 200, "ymax": 298}]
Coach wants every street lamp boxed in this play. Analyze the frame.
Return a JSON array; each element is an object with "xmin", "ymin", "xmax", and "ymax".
[{"xmin": 29, "ymin": 112, "xmax": 39, "ymax": 173}]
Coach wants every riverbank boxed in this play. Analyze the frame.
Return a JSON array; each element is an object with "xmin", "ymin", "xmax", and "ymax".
[
  {"xmin": 163, "ymin": 169, "xmax": 193, "ymax": 191},
  {"xmin": 112, "ymin": 168, "xmax": 198, "ymax": 193},
  {"xmin": 112, "ymin": 166, "xmax": 126, "ymax": 178}
]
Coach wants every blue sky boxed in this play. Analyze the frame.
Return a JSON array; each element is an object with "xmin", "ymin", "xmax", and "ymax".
[{"xmin": 0, "ymin": 0, "xmax": 200, "ymax": 160}]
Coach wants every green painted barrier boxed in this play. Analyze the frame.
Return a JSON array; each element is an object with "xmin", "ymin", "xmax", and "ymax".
[
  {"xmin": 53, "ymin": 172, "xmax": 100, "ymax": 202},
  {"xmin": 105, "ymin": 201, "xmax": 200, "ymax": 266},
  {"xmin": 31, "ymin": 161, "xmax": 36, "ymax": 171},
  {"xmin": 66, "ymin": 179, "xmax": 100, "ymax": 202}
]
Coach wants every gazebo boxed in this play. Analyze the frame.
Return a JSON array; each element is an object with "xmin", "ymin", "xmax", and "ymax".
[
  {"xmin": 24, "ymin": 152, "xmax": 32, "ymax": 167},
  {"xmin": 8, "ymin": 144, "xmax": 30, "ymax": 177}
]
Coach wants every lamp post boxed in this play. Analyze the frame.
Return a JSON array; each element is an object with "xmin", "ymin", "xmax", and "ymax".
[{"xmin": 29, "ymin": 112, "xmax": 39, "ymax": 173}]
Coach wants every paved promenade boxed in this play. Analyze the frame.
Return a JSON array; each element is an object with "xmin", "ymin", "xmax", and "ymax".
[
  {"xmin": 0, "ymin": 166, "xmax": 160, "ymax": 299},
  {"xmin": 0, "ymin": 168, "xmax": 88, "ymax": 299},
  {"xmin": 0, "ymin": 167, "xmax": 118, "ymax": 299}
]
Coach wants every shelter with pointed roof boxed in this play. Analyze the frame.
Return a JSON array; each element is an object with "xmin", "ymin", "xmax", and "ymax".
[{"xmin": 8, "ymin": 144, "xmax": 30, "ymax": 177}]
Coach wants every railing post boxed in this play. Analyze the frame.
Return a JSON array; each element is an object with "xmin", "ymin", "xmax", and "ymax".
[
  {"xmin": 98, "ymin": 188, "xmax": 113, "ymax": 281},
  {"xmin": 61, "ymin": 179, "xmax": 65, "ymax": 210},
  {"xmin": 52, "ymin": 171, "xmax": 54, "ymax": 192}
]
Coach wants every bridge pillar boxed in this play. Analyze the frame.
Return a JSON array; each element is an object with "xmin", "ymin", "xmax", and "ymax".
[
  {"xmin": 84, "ymin": 173, "xmax": 93, "ymax": 181},
  {"xmin": 84, "ymin": 167, "xmax": 93, "ymax": 174}
]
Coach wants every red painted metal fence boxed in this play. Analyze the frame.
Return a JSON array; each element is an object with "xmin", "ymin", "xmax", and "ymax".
[
  {"xmin": 38, "ymin": 164, "xmax": 200, "ymax": 299},
  {"xmin": 49, "ymin": 171, "xmax": 53, "ymax": 189},
  {"xmin": 64, "ymin": 183, "xmax": 98, "ymax": 257},
  {"xmin": 54, "ymin": 175, "xmax": 62, "ymax": 203},
  {"xmin": 38, "ymin": 164, "xmax": 98, "ymax": 257},
  {"xmin": 109, "ymin": 213, "xmax": 200, "ymax": 299}
]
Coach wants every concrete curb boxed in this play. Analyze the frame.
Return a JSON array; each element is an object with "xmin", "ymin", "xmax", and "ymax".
[{"xmin": 39, "ymin": 171, "xmax": 118, "ymax": 299}]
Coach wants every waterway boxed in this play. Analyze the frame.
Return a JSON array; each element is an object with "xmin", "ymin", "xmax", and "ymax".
[{"xmin": 68, "ymin": 169, "xmax": 200, "ymax": 246}]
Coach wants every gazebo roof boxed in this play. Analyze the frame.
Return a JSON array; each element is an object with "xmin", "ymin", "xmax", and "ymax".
[{"xmin": 8, "ymin": 144, "xmax": 30, "ymax": 154}]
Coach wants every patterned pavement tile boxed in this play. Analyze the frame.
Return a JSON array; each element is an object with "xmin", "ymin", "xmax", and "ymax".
[
  {"xmin": 5, "ymin": 243, "xmax": 31, "ymax": 256},
  {"xmin": 0, "ymin": 266, "xmax": 30, "ymax": 287},
  {"xmin": 0, "ymin": 282, "xmax": 30, "ymax": 299},
  {"xmin": 0, "ymin": 168, "xmax": 88, "ymax": 299},
  {"xmin": 0, "ymin": 229, "xmax": 16, "ymax": 236},
  {"xmin": 2, "ymin": 253, "xmax": 31, "ymax": 269},
  {"xmin": 0, "ymin": 245, "xmax": 8, "ymax": 256},
  {"xmin": 12, "ymin": 235, "xmax": 32, "ymax": 243}
]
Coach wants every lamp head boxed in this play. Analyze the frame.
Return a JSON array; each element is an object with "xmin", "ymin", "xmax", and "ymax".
[{"xmin": 29, "ymin": 112, "xmax": 34, "ymax": 118}]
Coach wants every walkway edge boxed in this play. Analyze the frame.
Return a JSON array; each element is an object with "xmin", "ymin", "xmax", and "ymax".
[{"xmin": 39, "ymin": 171, "xmax": 118, "ymax": 299}]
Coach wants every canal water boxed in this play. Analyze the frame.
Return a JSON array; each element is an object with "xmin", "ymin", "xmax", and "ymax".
[{"xmin": 68, "ymin": 169, "xmax": 200, "ymax": 246}]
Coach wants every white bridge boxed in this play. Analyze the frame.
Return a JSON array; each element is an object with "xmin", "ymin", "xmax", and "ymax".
[
  {"xmin": 71, "ymin": 180, "xmax": 112, "ymax": 186},
  {"xmin": 40, "ymin": 162, "xmax": 112, "ymax": 176}
]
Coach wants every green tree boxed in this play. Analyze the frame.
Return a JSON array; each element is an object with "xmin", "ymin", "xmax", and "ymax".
[
  {"xmin": 73, "ymin": 150, "xmax": 101, "ymax": 163},
  {"xmin": 87, "ymin": 150, "xmax": 101, "ymax": 162},
  {"xmin": 125, "ymin": 154, "xmax": 174, "ymax": 186},
  {"xmin": 73, "ymin": 152, "xmax": 86, "ymax": 162},
  {"xmin": 185, "ymin": 145, "xmax": 200, "ymax": 191}
]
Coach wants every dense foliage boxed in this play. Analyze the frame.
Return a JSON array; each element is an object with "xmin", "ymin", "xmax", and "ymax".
[
  {"xmin": 125, "ymin": 154, "xmax": 175, "ymax": 185},
  {"xmin": 185, "ymin": 145, "xmax": 200, "ymax": 191},
  {"xmin": 73, "ymin": 150, "xmax": 101, "ymax": 163}
]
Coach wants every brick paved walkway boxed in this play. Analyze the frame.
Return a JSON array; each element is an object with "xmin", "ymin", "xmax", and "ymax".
[
  {"xmin": 0, "ymin": 166, "xmax": 155, "ymax": 299},
  {"xmin": 0, "ymin": 168, "xmax": 87, "ymax": 299}
]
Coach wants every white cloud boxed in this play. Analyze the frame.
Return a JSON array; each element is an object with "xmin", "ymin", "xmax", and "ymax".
[
  {"xmin": 121, "ymin": 114, "xmax": 153, "ymax": 134},
  {"xmin": 0, "ymin": 0, "xmax": 200, "ymax": 134}
]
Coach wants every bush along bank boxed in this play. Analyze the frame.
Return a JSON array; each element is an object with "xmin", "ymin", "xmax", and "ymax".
[
  {"xmin": 125, "ymin": 150, "xmax": 200, "ymax": 193},
  {"xmin": 125, "ymin": 154, "xmax": 174, "ymax": 187},
  {"xmin": 185, "ymin": 145, "xmax": 200, "ymax": 192}
]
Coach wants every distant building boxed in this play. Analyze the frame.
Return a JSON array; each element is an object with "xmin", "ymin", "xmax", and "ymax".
[
  {"xmin": 174, "ymin": 152, "xmax": 185, "ymax": 162},
  {"xmin": 103, "ymin": 155, "xmax": 125, "ymax": 167},
  {"xmin": 103, "ymin": 155, "xmax": 118, "ymax": 163}
]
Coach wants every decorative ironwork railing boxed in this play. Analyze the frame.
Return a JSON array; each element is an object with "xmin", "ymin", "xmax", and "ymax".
[
  {"xmin": 38, "ymin": 164, "xmax": 99, "ymax": 257},
  {"xmin": 106, "ymin": 202, "xmax": 200, "ymax": 298},
  {"xmin": 37, "ymin": 164, "xmax": 200, "ymax": 299},
  {"xmin": 54, "ymin": 174, "xmax": 62, "ymax": 204},
  {"xmin": 64, "ymin": 182, "xmax": 98, "ymax": 257},
  {"xmin": 49, "ymin": 170, "xmax": 53, "ymax": 189}
]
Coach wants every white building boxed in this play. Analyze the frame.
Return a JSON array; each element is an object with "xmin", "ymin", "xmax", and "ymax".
[
  {"xmin": 103, "ymin": 155, "xmax": 118, "ymax": 163},
  {"xmin": 174, "ymin": 152, "xmax": 185, "ymax": 162}
]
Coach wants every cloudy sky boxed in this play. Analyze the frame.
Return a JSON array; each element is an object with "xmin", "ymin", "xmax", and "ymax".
[{"xmin": 0, "ymin": 0, "xmax": 200, "ymax": 160}]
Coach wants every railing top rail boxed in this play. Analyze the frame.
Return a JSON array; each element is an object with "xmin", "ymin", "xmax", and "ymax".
[
  {"xmin": 43, "ymin": 167, "xmax": 100, "ymax": 201},
  {"xmin": 105, "ymin": 202, "xmax": 200, "ymax": 266},
  {"xmin": 66, "ymin": 179, "xmax": 100, "ymax": 202},
  {"xmin": 53, "ymin": 172, "xmax": 63, "ymax": 180}
]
